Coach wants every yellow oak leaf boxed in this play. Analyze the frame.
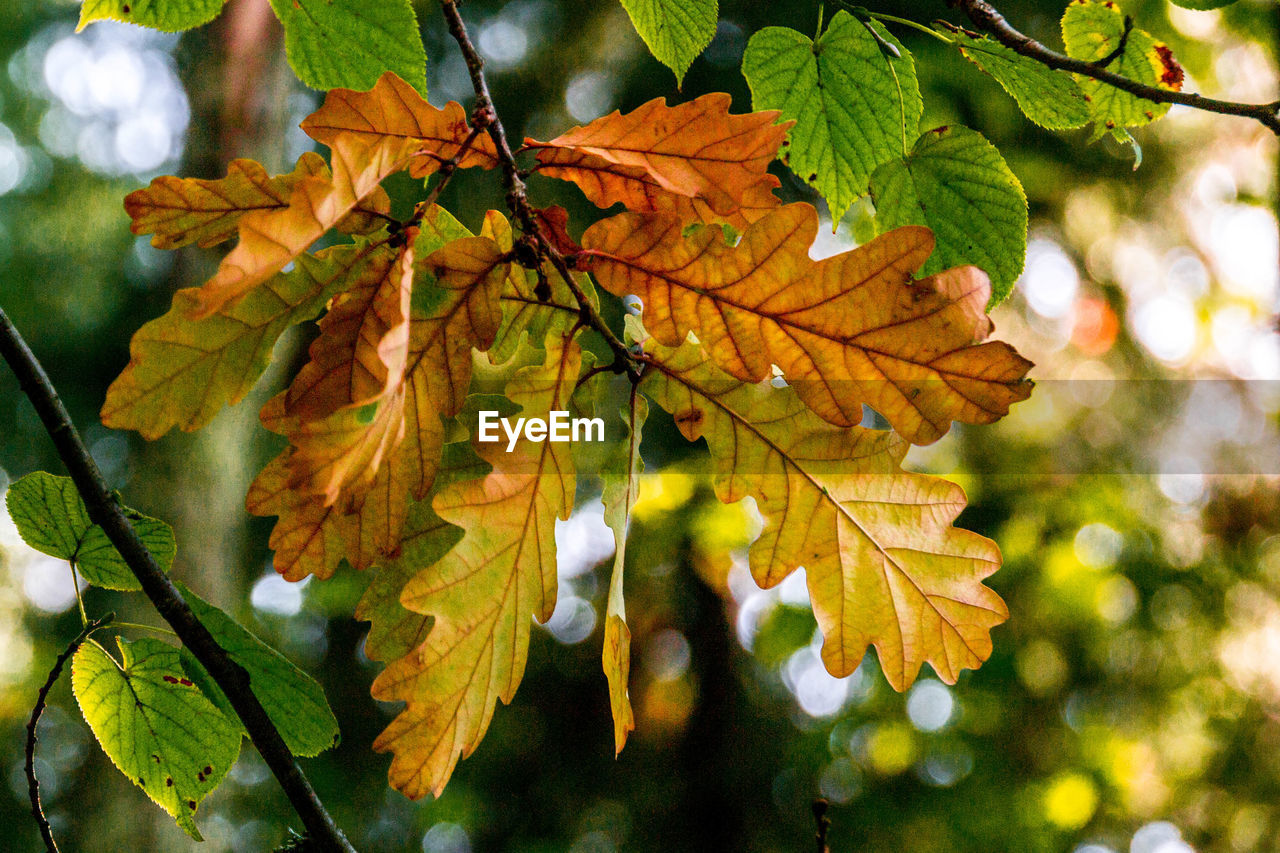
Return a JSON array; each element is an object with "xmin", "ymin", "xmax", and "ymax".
[
  {"xmin": 300, "ymin": 71, "xmax": 500, "ymax": 178},
  {"xmin": 101, "ymin": 237, "xmax": 395, "ymax": 440},
  {"xmin": 582, "ymin": 203, "xmax": 1033, "ymax": 444},
  {"xmin": 246, "ymin": 449, "xmax": 349, "ymax": 581},
  {"xmin": 525, "ymin": 93, "xmax": 790, "ymax": 227},
  {"xmin": 372, "ymin": 335, "xmax": 580, "ymax": 799},
  {"xmin": 640, "ymin": 332, "xmax": 1008, "ymax": 689},
  {"xmin": 124, "ymin": 152, "xmax": 390, "ymax": 251}
]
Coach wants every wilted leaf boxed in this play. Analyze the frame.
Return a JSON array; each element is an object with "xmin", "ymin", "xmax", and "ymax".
[
  {"xmin": 620, "ymin": 0, "xmax": 717, "ymax": 84},
  {"xmin": 871, "ymin": 125, "xmax": 1028, "ymax": 305},
  {"xmin": 5, "ymin": 471, "xmax": 174, "ymax": 591},
  {"xmin": 953, "ymin": 31, "xmax": 1091, "ymax": 131},
  {"xmin": 526, "ymin": 93, "xmax": 789, "ymax": 228},
  {"xmin": 301, "ymin": 72, "xmax": 499, "ymax": 178},
  {"xmin": 641, "ymin": 334, "xmax": 1009, "ymax": 688},
  {"xmin": 177, "ymin": 584, "xmax": 340, "ymax": 757},
  {"xmin": 72, "ymin": 637, "xmax": 241, "ymax": 840},
  {"xmin": 267, "ymin": 0, "xmax": 428, "ymax": 96},
  {"xmin": 742, "ymin": 11, "xmax": 921, "ymax": 220},
  {"xmin": 102, "ymin": 238, "xmax": 392, "ymax": 439},
  {"xmin": 1062, "ymin": 0, "xmax": 1182, "ymax": 133},
  {"xmin": 601, "ymin": 388, "xmax": 646, "ymax": 754},
  {"xmin": 582, "ymin": 203, "xmax": 1033, "ymax": 444},
  {"xmin": 372, "ymin": 336, "xmax": 580, "ymax": 799}
]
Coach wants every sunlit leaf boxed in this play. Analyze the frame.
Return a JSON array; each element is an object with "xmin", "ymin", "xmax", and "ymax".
[
  {"xmin": 619, "ymin": 0, "xmax": 717, "ymax": 84},
  {"xmin": 77, "ymin": 0, "xmax": 224, "ymax": 33}
]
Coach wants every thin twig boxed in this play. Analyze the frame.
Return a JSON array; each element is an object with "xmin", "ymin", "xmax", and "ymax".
[
  {"xmin": 0, "ymin": 307, "xmax": 356, "ymax": 853},
  {"xmin": 948, "ymin": 0, "xmax": 1280, "ymax": 134},
  {"xmin": 812, "ymin": 798, "xmax": 831, "ymax": 853},
  {"xmin": 439, "ymin": 0, "xmax": 643, "ymax": 383},
  {"xmin": 26, "ymin": 613, "xmax": 113, "ymax": 853}
]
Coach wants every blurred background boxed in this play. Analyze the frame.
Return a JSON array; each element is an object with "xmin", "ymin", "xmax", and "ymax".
[{"xmin": 0, "ymin": 0, "xmax": 1277, "ymax": 850}]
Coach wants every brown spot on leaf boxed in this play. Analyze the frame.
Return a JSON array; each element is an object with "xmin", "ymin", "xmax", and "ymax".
[
  {"xmin": 122, "ymin": 4, "xmax": 130, "ymax": 12},
  {"xmin": 178, "ymin": 678, "xmax": 193, "ymax": 686},
  {"xmin": 166, "ymin": 777, "xmax": 173, "ymax": 787},
  {"xmin": 162, "ymin": 675, "xmax": 179, "ymax": 684},
  {"xmin": 203, "ymin": 765, "xmax": 212, "ymax": 775},
  {"xmin": 807, "ymin": 173, "xmax": 817, "ymax": 182},
  {"xmin": 1154, "ymin": 44, "xmax": 1184, "ymax": 90},
  {"xmin": 187, "ymin": 800, "xmax": 197, "ymax": 810}
]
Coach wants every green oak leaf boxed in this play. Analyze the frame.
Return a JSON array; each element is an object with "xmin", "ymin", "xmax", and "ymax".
[
  {"xmin": 77, "ymin": 0, "xmax": 225, "ymax": 33},
  {"xmin": 176, "ymin": 584, "xmax": 340, "ymax": 757},
  {"xmin": 742, "ymin": 10, "xmax": 921, "ymax": 221},
  {"xmin": 72, "ymin": 636, "xmax": 241, "ymax": 841},
  {"xmin": 870, "ymin": 125, "xmax": 1028, "ymax": 306},
  {"xmin": 620, "ymin": 0, "xmax": 718, "ymax": 85},
  {"xmin": 1062, "ymin": 0, "xmax": 1182, "ymax": 132},
  {"xmin": 267, "ymin": 0, "xmax": 427, "ymax": 96},
  {"xmin": 953, "ymin": 31, "xmax": 1091, "ymax": 130},
  {"xmin": 5, "ymin": 471, "xmax": 175, "ymax": 591}
]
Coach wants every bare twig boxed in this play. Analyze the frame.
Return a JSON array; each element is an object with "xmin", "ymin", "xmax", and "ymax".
[
  {"xmin": 0, "ymin": 307, "xmax": 356, "ymax": 853},
  {"xmin": 439, "ymin": 0, "xmax": 642, "ymax": 383},
  {"xmin": 812, "ymin": 798, "xmax": 831, "ymax": 853},
  {"xmin": 26, "ymin": 613, "xmax": 113, "ymax": 853},
  {"xmin": 948, "ymin": 0, "xmax": 1280, "ymax": 135}
]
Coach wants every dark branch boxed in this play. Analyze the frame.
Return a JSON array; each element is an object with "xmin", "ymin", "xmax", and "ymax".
[
  {"xmin": 0, "ymin": 307, "xmax": 356, "ymax": 853},
  {"xmin": 812, "ymin": 798, "xmax": 831, "ymax": 853},
  {"xmin": 948, "ymin": 0, "xmax": 1280, "ymax": 135},
  {"xmin": 439, "ymin": 0, "xmax": 642, "ymax": 383},
  {"xmin": 26, "ymin": 613, "xmax": 113, "ymax": 853}
]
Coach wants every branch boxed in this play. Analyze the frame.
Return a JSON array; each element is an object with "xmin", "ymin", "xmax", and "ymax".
[
  {"xmin": 948, "ymin": 0, "xmax": 1280, "ymax": 135},
  {"xmin": 439, "ymin": 0, "xmax": 642, "ymax": 383},
  {"xmin": 0, "ymin": 308, "xmax": 356, "ymax": 853},
  {"xmin": 26, "ymin": 613, "xmax": 113, "ymax": 853}
]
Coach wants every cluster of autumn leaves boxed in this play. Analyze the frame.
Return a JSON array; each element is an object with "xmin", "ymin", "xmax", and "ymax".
[{"xmin": 104, "ymin": 72, "xmax": 1032, "ymax": 798}]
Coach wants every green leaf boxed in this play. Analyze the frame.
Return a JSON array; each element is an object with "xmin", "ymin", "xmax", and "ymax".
[
  {"xmin": 5, "ymin": 471, "xmax": 175, "ymax": 591},
  {"xmin": 267, "ymin": 0, "xmax": 427, "ymax": 96},
  {"xmin": 72, "ymin": 637, "xmax": 241, "ymax": 841},
  {"xmin": 953, "ymin": 31, "xmax": 1090, "ymax": 130},
  {"xmin": 77, "ymin": 0, "xmax": 225, "ymax": 33},
  {"xmin": 1062, "ymin": 0, "xmax": 1182, "ymax": 132},
  {"xmin": 1169, "ymin": 0, "xmax": 1236, "ymax": 8},
  {"xmin": 870, "ymin": 125, "xmax": 1028, "ymax": 306},
  {"xmin": 175, "ymin": 584, "xmax": 340, "ymax": 757},
  {"xmin": 619, "ymin": 0, "xmax": 718, "ymax": 85},
  {"xmin": 742, "ymin": 10, "xmax": 921, "ymax": 221}
]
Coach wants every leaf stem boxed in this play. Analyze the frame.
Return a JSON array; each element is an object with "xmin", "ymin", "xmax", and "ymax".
[
  {"xmin": 105, "ymin": 621, "xmax": 179, "ymax": 637},
  {"xmin": 439, "ymin": 0, "xmax": 642, "ymax": 384},
  {"xmin": 26, "ymin": 613, "xmax": 113, "ymax": 853},
  {"xmin": 0, "ymin": 306, "xmax": 356, "ymax": 853},
  {"xmin": 947, "ymin": 0, "xmax": 1280, "ymax": 134},
  {"xmin": 862, "ymin": 10, "xmax": 953, "ymax": 44},
  {"xmin": 67, "ymin": 561, "xmax": 87, "ymax": 628}
]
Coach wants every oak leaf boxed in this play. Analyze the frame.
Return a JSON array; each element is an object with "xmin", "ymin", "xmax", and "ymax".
[
  {"xmin": 582, "ymin": 203, "xmax": 1033, "ymax": 444},
  {"xmin": 372, "ymin": 336, "xmax": 580, "ymax": 799},
  {"xmin": 300, "ymin": 71, "xmax": 499, "ymax": 178},
  {"xmin": 526, "ymin": 93, "xmax": 790, "ymax": 228},
  {"xmin": 641, "ymin": 332, "xmax": 1008, "ymax": 688}
]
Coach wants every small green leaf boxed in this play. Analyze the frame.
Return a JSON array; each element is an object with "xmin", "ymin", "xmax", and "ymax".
[
  {"xmin": 1062, "ymin": 0, "xmax": 1182, "ymax": 133},
  {"xmin": 175, "ymin": 584, "xmax": 340, "ymax": 757},
  {"xmin": 742, "ymin": 11, "xmax": 922, "ymax": 221},
  {"xmin": 619, "ymin": 0, "xmax": 718, "ymax": 85},
  {"xmin": 870, "ymin": 125, "xmax": 1028, "ymax": 306},
  {"xmin": 77, "ymin": 0, "xmax": 225, "ymax": 33},
  {"xmin": 1169, "ymin": 0, "xmax": 1236, "ymax": 8},
  {"xmin": 72, "ymin": 637, "xmax": 241, "ymax": 841},
  {"xmin": 5, "ymin": 471, "xmax": 175, "ymax": 591},
  {"xmin": 267, "ymin": 0, "xmax": 427, "ymax": 96},
  {"xmin": 953, "ymin": 31, "xmax": 1091, "ymax": 130}
]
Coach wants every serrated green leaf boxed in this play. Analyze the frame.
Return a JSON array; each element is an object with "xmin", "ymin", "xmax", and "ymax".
[
  {"xmin": 870, "ymin": 125, "xmax": 1028, "ymax": 306},
  {"xmin": 953, "ymin": 31, "xmax": 1091, "ymax": 130},
  {"xmin": 77, "ymin": 0, "xmax": 225, "ymax": 33},
  {"xmin": 5, "ymin": 471, "xmax": 174, "ymax": 591},
  {"xmin": 742, "ymin": 10, "xmax": 921, "ymax": 220},
  {"xmin": 620, "ymin": 0, "xmax": 717, "ymax": 84},
  {"xmin": 267, "ymin": 0, "xmax": 427, "ymax": 96},
  {"xmin": 1062, "ymin": 0, "xmax": 1181, "ymax": 132},
  {"xmin": 72, "ymin": 637, "xmax": 241, "ymax": 840},
  {"xmin": 173, "ymin": 584, "xmax": 340, "ymax": 757}
]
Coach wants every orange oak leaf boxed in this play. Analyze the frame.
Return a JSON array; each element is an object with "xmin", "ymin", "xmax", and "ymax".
[
  {"xmin": 581, "ymin": 203, "xmax": 1033, "ymax": 444},
  {"xmin": 525, "ymin": 93, "xmax": 790, "ymax": 228},
  {"xmin": 101, "ymin": 237, "xmax": 395, "ymax": 440},
  {"xmin": 641, "ymin": 332, "xmax": 1008, "ymax": 688},
  {"xmin": 300, "ymin": 71, "xmax": 500, "ymax": 178},
  {"xmin": 372, "ymin": 335, "xmax": 580, "ymax": 799},
  {"xmin": 124, "ymin": 152, "xmax": 390, "ymax": 251},
  {"xmin": 193, "ymin": 133, "xmax": 420, "ymax": 318},
  {"xmin": 246, "ymin": 449, "xmax": 350, "ymax": 581}
]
